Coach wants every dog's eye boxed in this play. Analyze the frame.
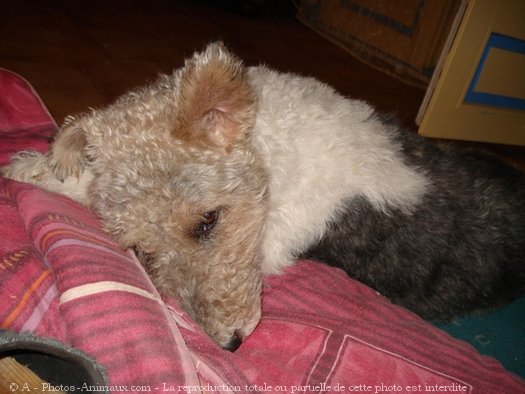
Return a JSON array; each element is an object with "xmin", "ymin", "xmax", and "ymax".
[{"xmin": 193, "ymin": 210, "xmax": 219, "ymax": 240}]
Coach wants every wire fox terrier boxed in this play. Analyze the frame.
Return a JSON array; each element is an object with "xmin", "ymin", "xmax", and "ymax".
[{"xmin": 2, "ymin": 42, "xmax": 524, "ymax": 350}]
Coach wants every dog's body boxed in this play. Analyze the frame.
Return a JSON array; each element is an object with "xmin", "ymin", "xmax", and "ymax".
[
  {"xmin": 304, "ymin": 127, "xmax": 525, "ymax": 320},
  {"xmin": 2, "ymin": 43, "xmax": 525, "ymax": 349}
]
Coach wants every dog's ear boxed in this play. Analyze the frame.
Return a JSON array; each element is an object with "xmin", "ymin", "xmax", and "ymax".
[{"xmin": 173, "ymin": 42, "xmax": 256, "ymax": 150}]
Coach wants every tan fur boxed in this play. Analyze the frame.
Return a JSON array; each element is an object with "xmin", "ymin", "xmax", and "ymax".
[
  {"xmin": 174, "ymin": 45, "xmax": 257, "ymax": 150},
  {"xmin": 48, "ymin": 117, "xmax": 88, "ymax": 181},
  {"xmin": 1, "ymin": 42, "xmax": 267, "ymax": 349}
]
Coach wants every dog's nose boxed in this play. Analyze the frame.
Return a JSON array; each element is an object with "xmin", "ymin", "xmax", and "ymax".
[{"xmin": 222, "ymin": 331, "xmax": 242, "ymax": 352}]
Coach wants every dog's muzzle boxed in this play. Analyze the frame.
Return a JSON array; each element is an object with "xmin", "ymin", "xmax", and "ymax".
[{"xmin": 222, "ymin": 330, "xmax": 242, "ymax": 352}]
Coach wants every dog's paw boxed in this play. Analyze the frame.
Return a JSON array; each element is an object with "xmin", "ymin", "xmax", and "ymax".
[
  {"xmin": 0, "ymin": 150, "xmax": 51, "ymax": 183},
  {"xmin": 1, "ymin": 149, "xmax": 94, "ymax": 206}
]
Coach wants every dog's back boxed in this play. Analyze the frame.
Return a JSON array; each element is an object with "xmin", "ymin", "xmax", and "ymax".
[
  {"xmin": 304, "ymin": 122, "xmax": 525, "ymax": 320},
  {"xmin": 245, "ymin": 66, "xmax": 525, "ymax": 321},
  {"xmin": 247, "ymin": 66, "xmax": 430, "ymax": 274}
]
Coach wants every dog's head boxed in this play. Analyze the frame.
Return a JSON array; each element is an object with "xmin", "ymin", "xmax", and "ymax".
[{"xmin": 87, "ymin": 43, "xmax": 268, "ymax": 350}]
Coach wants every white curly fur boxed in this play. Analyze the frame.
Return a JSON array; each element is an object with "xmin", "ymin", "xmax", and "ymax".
[{"xmin": 247, "ymin": 67, "xmax": 429, "ymax": 273}]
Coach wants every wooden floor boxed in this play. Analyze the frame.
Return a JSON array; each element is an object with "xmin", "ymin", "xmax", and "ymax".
[{"xmin": 1, "ymin": 0, "xmax": 523, "ymax": 169}]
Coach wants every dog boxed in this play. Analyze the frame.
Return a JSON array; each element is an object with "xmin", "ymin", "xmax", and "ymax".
[{"xmin": 2, "ymin": 42, "xmax": 525, "ymax": 351}]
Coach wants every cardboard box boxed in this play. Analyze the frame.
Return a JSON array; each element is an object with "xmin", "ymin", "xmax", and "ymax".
[{"xmin": 297, "ymin": 0, "xmax": 460, "ymax": 88}]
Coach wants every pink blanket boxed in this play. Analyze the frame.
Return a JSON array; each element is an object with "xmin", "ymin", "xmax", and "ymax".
[{"xmin": 1, "ymin": 68, "xmax": 523, "ymax": 393}]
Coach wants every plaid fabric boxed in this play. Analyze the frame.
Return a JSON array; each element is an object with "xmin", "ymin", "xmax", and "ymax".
[{"xmin": 1, "ymin": 69, "xmax": 523, "ymax": 393}]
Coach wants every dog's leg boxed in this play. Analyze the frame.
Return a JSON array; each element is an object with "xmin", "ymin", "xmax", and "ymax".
[
  {"xmin": 1, "ymin": 116, "xmax": 93, "ymax": 206},
  {"xmin": 1, "ymin": 149, "xmax": 93, "ymax": 206}
]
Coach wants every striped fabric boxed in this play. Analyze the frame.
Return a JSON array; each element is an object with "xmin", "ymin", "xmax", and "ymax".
[
  {"xmin": 0, "ymin": 179, "xmax": 201, "ymax": 387},
  {"xmin": 1, "ymin": 69, "xmax": 523, "ymax": 393}
]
